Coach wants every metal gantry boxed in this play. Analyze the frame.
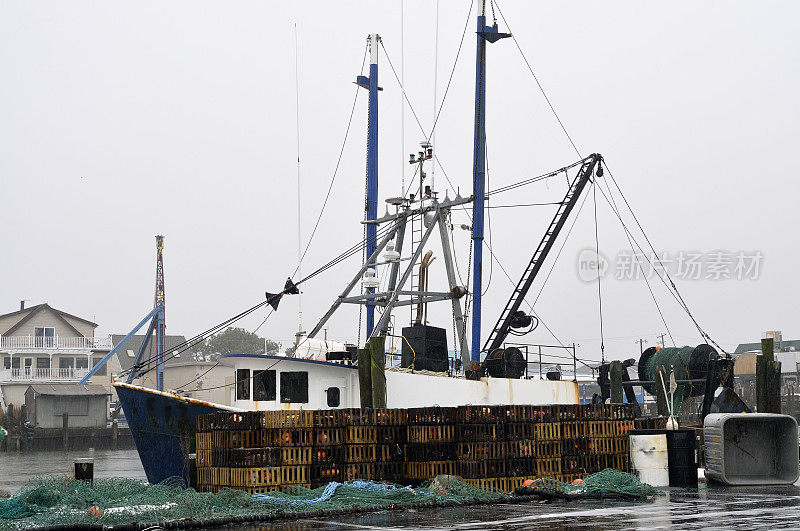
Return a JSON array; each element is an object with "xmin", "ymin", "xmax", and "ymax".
[
  {"xmin": 308, "ymin": 194, "xmax": 472, "ymax": 369},
  {"xmin": 80, "ymin": 235, "xmax": 167, "ymax": 391}
]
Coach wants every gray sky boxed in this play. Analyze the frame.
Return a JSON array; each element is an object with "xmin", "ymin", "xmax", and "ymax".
[{"xmin": 1, "ymin": 1, "xmax": 798, "ymax": 362}]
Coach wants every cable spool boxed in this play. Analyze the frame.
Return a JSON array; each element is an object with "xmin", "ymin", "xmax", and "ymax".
[
  {"xmin": 638, "ymin": 344, "xmax": 719, "ymax": 408},
  {"xmin": 483, "ymin": 347, "xmax": 526, "ymax": 379}
]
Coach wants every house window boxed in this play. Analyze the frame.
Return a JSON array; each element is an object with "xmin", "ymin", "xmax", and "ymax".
[
  {"xmin": 253, "ymin": 370, "xmax": 276, "ymax": 401},
  {"xmin": 326, "ymin": 387, "xmax": 341, "ymax": 408},
  {"xmin": 280, "ymin": 372, "xmax": 309, "ymax": 403},
  {"xmin": 76, "ymin": 358, "xmax": 89, "ymax": 370},
  {"xmin": 92, "ymin": 357, "xmax": 107, "ymax": 376},
  {"xmin": 36, "ymin": 358, "xmax": 50, "ymax": 369},
  {"xmin": 236, "ymin": 369, "xmax": 250, "ymax": 400},
  {"xmin": 59, "ymin": 358, "xmax": 75, "ymax": 369},
  {"xmin": 34, "ymin": 327, "xmax": 55, "ymax": 348},
  {"xmin": 4, "ymin": 357, "xmax": 21, "ymax": 370}
]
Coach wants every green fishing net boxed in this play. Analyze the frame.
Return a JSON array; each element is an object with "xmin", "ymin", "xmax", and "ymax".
[
  {"xmin": 0, "ymin": 470, "xmax": 657, "ymax": 529},
  {"xmin": 516, "ymin": 468, "xmax": 662, "ymax": 499},
  {"xmin": 0, "ymin": 475, "xmax": 502, "ymax": 529}
]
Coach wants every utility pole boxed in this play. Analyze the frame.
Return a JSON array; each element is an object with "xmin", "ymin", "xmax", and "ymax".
[
  {"xmin": 638, "ymin": 338, "xmax": 648, "ymax": 356},
  {"xmin": 657, "ymin": 333, "xmax": 666, "ymax": 348}
]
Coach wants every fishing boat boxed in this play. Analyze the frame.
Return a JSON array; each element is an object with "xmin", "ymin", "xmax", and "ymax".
[{"xmin": 91, "ymin": 3, "xmax": 637, "ymax": 484}]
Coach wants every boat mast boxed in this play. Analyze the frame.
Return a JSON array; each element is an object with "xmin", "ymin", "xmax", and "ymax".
[
  {"xmin": 358, "ymin": 34, "xmax": 381, "ymax": 338},
  {"xmin": 470, "ymin": 0, "xmax": 509, "ymax": 368},
  {"xmin": 155, "ymin": 235, "xmax": 166, "ymax": 391}
]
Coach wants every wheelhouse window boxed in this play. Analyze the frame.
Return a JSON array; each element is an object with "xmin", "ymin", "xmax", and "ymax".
[
  {"xmin": 34, "ymin": 327, "xmax": 55, "ymax": 348},
  {"xmin": 280, "ymin": 372, "xmax": 309, "ymax": 403},
  {"xmin": 253, "ymin": 370, "xmax": 276, "ymax": 401},
  {"xmin": 326, "ymin": 387, "xmax": 341, "ymax": 408},
  {"xmin": 236, "ymin": 369, "xmax": 251, "ymax": 400}
]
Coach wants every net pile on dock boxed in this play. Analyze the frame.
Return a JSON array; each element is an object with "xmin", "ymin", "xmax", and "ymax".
[
  {"xmin": 0, "ymin": 475, "xmax": 502, "ymax": 529},
  {"xmin": 196, "ymin": 404, "xmax": 666, "ymax": 494},
  {"xmin": 515, "ymin": 468, "xmax": 662, "ymax": 500}
]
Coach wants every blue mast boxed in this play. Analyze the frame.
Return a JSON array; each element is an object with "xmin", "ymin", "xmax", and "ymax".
[
  {"xmin": 357, "ymin": 34, "xmax": 381, "ymax": 338},
  {"xmin": 471, "ymin": 1, "xmax": 509, "ymax": 365}
]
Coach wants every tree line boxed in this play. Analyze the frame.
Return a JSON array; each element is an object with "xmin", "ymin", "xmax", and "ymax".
[{"xmin": 188, "ymin": 327, "xmax": 288, "ymax": 360}]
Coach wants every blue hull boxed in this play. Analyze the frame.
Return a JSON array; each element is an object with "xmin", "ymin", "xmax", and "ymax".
[{"xmin": 115, "ymin": 383, "xmax": 225, "ymax": 484}]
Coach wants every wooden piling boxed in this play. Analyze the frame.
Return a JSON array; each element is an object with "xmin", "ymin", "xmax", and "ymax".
[
  {"xmin": 357, "ymin": 347, "xmax": 373, "ymax": 409},
  {"xmin": 609, "ymin": 361, "xmax": 624, "ymax": 404},
  {"xmin": 369, "ymin": 336, "xmax": 387, "ymax": 409},
  {"xmin": 757, "ymin": 338, "xmax": 782, "ymax": 413},
  {"xmin": 62, "ymin": 412, "xmax": 69, "ymax": 449}
]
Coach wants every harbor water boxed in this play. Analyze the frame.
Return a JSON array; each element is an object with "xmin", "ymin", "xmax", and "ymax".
[{"xmin": 1, "ymin": 448, "xmax": 146, "ymax": 495}]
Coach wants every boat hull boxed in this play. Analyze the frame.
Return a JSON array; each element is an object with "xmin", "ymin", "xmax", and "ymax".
[{"xmin": 115, "ymin": 382, "xmax": 226, "ymax": 484}]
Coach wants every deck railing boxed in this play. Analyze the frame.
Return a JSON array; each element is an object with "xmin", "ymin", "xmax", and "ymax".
[
  {"xmin": 0, "ymin": 335, "xmax": 111, "ymax": 350},
  {"xmin": 0, "ymin": 367, "xmax": 91, "ymax": 381}
]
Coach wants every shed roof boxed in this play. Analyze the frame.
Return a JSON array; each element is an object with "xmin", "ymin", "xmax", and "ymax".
[
  {"xmin": 734, "ymin": 339, "xmax": 800, "ymax": 354},
  {"xmin": 112, "ymin": 334, "xmax": 190, "ymax": 371},
  {"xmin": 26, "ymin": 384, "xmax": 110, "ymax": 396}
]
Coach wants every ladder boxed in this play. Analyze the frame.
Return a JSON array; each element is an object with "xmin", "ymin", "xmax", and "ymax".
[{"xmin": 483, "ymin": 154, "xmax": 602, "ymax": 354}]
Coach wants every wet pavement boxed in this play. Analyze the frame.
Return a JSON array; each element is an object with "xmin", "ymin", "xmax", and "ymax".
[{"xmin": 240, "ymin": 482, "xmax": 800, "ymax": 530}]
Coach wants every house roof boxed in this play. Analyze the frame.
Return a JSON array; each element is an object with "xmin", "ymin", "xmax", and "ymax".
[
  {"xmin": 112, "ymin": 334, "xmax": 192, "ymax": 371},
  {"xmin": 26, "ymin": 384, "xmax": 110, "ymax": 396},
  {"xmin": 1, "ymin": 303, "xmax": 98, "ymax": 336},
  {"xmin": 734, "ymin": 339, "xmax": 800, "ymax": 354}
]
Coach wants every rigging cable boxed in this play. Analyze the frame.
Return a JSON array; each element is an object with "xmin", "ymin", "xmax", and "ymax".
[
  {"xmin": 293, "ymin": 44, "xmax": 368, "ymax": 277},
  {"xmin": 428, "ymin": 0, "xmax": 474, "ymax": 140},
  {"xmin": 592, "ymin": 179, "xmax": 606, "ymax": 364},
  {"xmin": 531, "ymin": 168, "xmax": 593, "ymax": 308},
  {"xmin": 122, "ymin": 299, "xmax": 270, "ymax": 378},
  {"xmin": 175, "ymin": 308, "xmax": 276, "ymax": 392},
  {"xmin": 597, "ymin": 165, "xmax": 676, "ymax": 347},
  {"xmin": 600, "ymin": 160, "xmax": 726, "ymax": 353},
  {"xmin": 492, "ymin": 0, "xmax": 582, "ymax": 158}
]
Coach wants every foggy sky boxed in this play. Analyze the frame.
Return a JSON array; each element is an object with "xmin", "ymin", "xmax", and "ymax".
[{"xmin": 1, "ymin": 1, "xmax": 798, "ymax": 362}]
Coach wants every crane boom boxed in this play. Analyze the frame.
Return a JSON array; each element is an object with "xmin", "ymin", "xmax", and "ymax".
[{"xmin": 483, "ymin": 154, "xmax": 603, "ymax": 354}]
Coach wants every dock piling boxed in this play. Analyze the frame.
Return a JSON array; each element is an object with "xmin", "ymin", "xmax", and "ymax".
[
  {"xmin": 609, "ymin": 361, "xmax": 623, "ymax": 404},
  {"xmin": 62, "ymin": 412, "xmax": 69, "ymax": 449},
  {"xmin": 756, "ymin": 338, "xmax": 782, "ymax": 413}
]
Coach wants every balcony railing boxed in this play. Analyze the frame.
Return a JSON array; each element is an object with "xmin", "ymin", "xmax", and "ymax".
[
  {"xmin": 0, "ymin": 367, "xmax": 91, "ymax": 382},
  {"xmin": 0, "ymin": 335, "xmax": 111, "ymax": 350}
]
